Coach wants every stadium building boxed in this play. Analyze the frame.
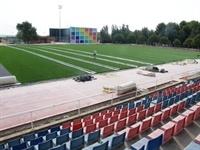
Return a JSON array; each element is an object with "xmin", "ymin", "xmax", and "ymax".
[{"xmin": 49, "ymin": 27, "xmax": 97, "ymax": 43}]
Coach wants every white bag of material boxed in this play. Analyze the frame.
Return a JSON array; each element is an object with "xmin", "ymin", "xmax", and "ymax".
[
  {"xmin": 117, "ymin": 81, "xmax": 136, "ymax": 95},
  {"xmin": 0, "ymin": 76, "xmax": 17, "ymax": 85}
]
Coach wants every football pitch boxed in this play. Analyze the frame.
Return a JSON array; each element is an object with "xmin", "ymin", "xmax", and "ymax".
[{"xmin": 0, "ymin": 44, "xmax": 199, "ymax": 83}]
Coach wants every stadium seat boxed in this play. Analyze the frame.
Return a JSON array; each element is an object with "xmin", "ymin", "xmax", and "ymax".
[
  {"xmin": 8, "ymin": 137, "xmax": 21, "ymax": 148},
  {"xmin": 128, "ymin": 107, "xmax": 136, "ymax": 116},
  {"xmin": 71, "ymin": 122, "xmax": 82, "ymax": 131},
  {"xmin": 140, "ymin": 116, "xmax": 152, "ymax": 132},
  {"xmin": 53, "ymin": 133, "xmax": 69, "ymax": 146},
  {"xmin": 22, "ymin": 132, "xmax": 36, "ymax": 142},
  {"xmin": 108, "ymin": 114, "xmax": 118, "ymax": 124},
  {"xmin": 172, "ymin": 115, "xmax": 186, "ymax": 135},
  {"xmin": 94, "ymin": 115, "xmax": 103, "ymax": 123},
  {"xmin": 126, "ymin": 113, "xmax": 137, "ymax": 126},
  {"xmin": 50, "ymin": 125, "xmax": 60, "ymax": 133},
  {"xmin": 100, "ymin": 109, "xmax": 108, "ymax": 116},
  {"xmin": 184, "ymin": 141, "xmax": 200, "ymax": 150},
  {"xmin": 72, "ymin": 118, "xmax": 82, "ymax": 125},
  {"xmin": 121, "ymin": 106, "xmax": 128, "ymax": 112},
  {"xmin": 101, "ymin": 124, "xmax": 114, "ymax": 137},
  {"xmin": 97, "ymin": 118, "xmax": 108, "ymax": 129},
  {"xmin": 104, "ymin": 112, "xmax": 112, "ymax": 120},
  {"xmin": 102, "ymin": 132, "xmax": 126, "ymax": 149},
  {"xmin": 118, "ymin": 122, "xmax": 140, "ymax": 141},
  {"xmin": 119, "ymin": 111, "xmax": 128, "ymax": 120},
  {"xmin": 85, "ymin": 123, "xmax": 96, "ymax": 134},
  {"xmin": 59, "ymin": 127, "xmax": 70, "ymax": 135},
  {"xmin": 61, "ymin": 122, "xmax": 71, "ymax": 129},
  {"xmin": 161, "ymin": 107, "xmax": 171, "ymax": 120},
  {"xmin": 50, "ymin": 144, "xmax": 67, "ymax": 150},
  {"xmin": 136, "ymin": 105, "xmax": 144, "ymax": 112},
  {"xmin": 137, "ymin": 109, "xmax": 146, "ymax": 121},
  {"xmin": 162, "ymin": 100, "xmax": 169, "ymax": 109},
  {"xmin": 181, "ymin": 109, "xmax": 195, "ymax": 126},
  {"xmin": 85, "ymin": 129, "xmax": 101, "ymax": 145},
  {"xmin": 28, "ymin": 137, "xmax": 43, "ymax": 146},
  {"xmin": 146, "ymin": 105, "xmax": 155, "ymax": 116},
  {"xmin": 177, "ymin": 101, "xmax": 185, "ymax": 111},
  {"xmin": 154, "ymin": 102, "xmax": 162, "ymax": 112},
  {"xmin": 189, "ymin": 105, "xmax": 200, "ymax": 120},
  {"xmin": 12, "ymin": 142, "xmax": 27, "ymax": 150},
  {"xmin": 0, "ymin": 143, "xmax": 5, "ymax": 150},
  {"xmin": 113, "ymin": 109, "xmax": 120, "ymax": 116},
  {"xmin": 114, "ymin": 118, "xmax": 126, "ymax": 131},
  {"xmin": 92, "ymin": 112, "xmax": 100, "ymax": 119},
  {"xmin": 37, "ymin": 129, "xmax": 49, "ymax": 137},
  {"xmin": 169, "ymin": 103, "xmax": 178, "ymax": 115},
  {"xmin": 69, "ymin": 128, "xmax": 83, "ymax": 139},
  {"xmin": 108, "ymin": 107, "xmax": 115, "ymax": 113},
  {"xmin": 82, "ymin": 141, "xmax": 108, "ymax": 150},
  {"xmin": 82, "ymin": 115, "xmax": 91, "ymax": 122},
  {"xmin": 34, "ymin": 139, "xmax": 53, "ymax": 150},
  {"xmin": 66, "ymin": 135, "xmax": 84, "ymax": 150},
  {"xmin": 84, "ymin": 119, "xmax": 93, "ymax": 127},
  {"xmin": 45, "ymin": 131, "xmax": 58, "ymax": 140}
]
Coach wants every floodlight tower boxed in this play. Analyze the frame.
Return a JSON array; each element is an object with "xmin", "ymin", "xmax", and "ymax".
[{"xmin": 58, "ymin": 5, "xmax": 62, "ymax": 42}]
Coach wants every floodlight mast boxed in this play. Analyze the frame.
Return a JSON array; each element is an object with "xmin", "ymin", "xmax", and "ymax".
[{"xmin": 58, "ymin": 5, "xmax": 62, "ymax": 42}]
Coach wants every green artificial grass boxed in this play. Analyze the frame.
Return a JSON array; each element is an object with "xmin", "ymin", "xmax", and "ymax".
[{"xmin": 0, "ymin": 44, "xmax": 199, "ymax": 83}]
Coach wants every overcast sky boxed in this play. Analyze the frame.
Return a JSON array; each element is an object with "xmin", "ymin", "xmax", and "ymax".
[{"xmin": 0, "ymin": 0, "xmax": 199, "ymax": 36}]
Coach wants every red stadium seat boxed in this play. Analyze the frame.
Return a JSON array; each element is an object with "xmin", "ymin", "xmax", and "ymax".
[
  {"xmin": 109, "ymin": 115, "xmax": 119, "ymax": 124},
  {"xmin": 128, "ymin": 108, "xmax": 136, "ymax": 116},
  {"xmin": 94, "ymin": 115, "xmax": 103, "ymax": 123},
  {"xmin": 104, "ymin": 112, "xmax": 113, "ymax": 120},
  {"xmin": 172, "ymin": 115, "xmax": 186, "ymax": 135},
  {"xmin": 71, "ymin": 122, "xmax": 82, "ymax": 131},
  {"xmin": 136, "ymin": 105, "xmax": 144, "ymax": 112},
  {"xmin": 119, "ymin": 111, "xmax": 128, "ymax": 120},
  {"xmin": 181, "ymin": 110, "xmax": 195, "ymax": 126},
  {"xmin": 170, "ymin": 103, "xmax": 178, "ymax": 115},
  {"xmin": 108, "ymin": 107, "xmax": 115, "ymax": 113},
  {"xmin": 137, "ymin": 109, "xmax": 146, "ymax": 121},
  {"xmin": 140, "ymin": 116, "xmax": 152, "ymax": 132},
  {"xmin": 97, "ymin": 118, "xmax": 108, "ymax": 129},
  {"xmin": 72, "ymin": 118, "xmax": 82, "ymax": 125},
  {"xmin": 154, "ymin": 103, "xmax": 162, "ymax": 112},
  {"xmin": 151, "ymin": 111, "xmax": 162, "ymax": 126},
  {"xmin": 122, "ymin": 122, "xmax": 141, "ymax": 140},
  {"xmin": 113, "ymin": 109, "xmax": 121, "ymax": 116},
  {"xmin": 92, "ymin": 112, "xmax": 100, "ymax": 119},
  {"xmin": 82, "ymin": 115, "xmax": 91, "ymax": 122},
  {"xmin": 121, "ymin": 106, "xmax": 128, "ymax": 112},
  {"xmin": 85, "ymin": 123, "xmax": 96, "ymax": 134},
  {"xmin": 83, "ymin": 119, "xmax": 93, "ymax": 127},
  {"xmin": 189, "ymin": 105, "xmax": 200, "ymax": 120},
  {"xmin": 177, "ymin": 101, "xmax": 185, "ymax": 111},
  {"xmin": 114, "ymin": 118, "xmax": 126, "ymax": 131},
  {"xmin": 62, "ymin": 122, "xmax": 71, "ymax": 129},
  {"xmin": 100, "ymin": 109, "xmax": 108, "ymax": 116},
  {"xmin": 146, "ymin": 105, "xmax": 155, "ymax": 116},
  {"xmin": 126, "ymin": 113, "xmax": 137, "ymax": 126},
  {"xmin": 101, "ymin": 124, "xmax": 114, "ymax": 137},
  {"xmin": 161, "ymin": 107, "xmax": 171, "ymax": 120}
]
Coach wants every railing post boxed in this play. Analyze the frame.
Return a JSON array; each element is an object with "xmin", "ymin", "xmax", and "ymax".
[
  {"xmin": 30, "ymin": 112, "xmax": 33, "ymax": 130},
  {"xmin": 111, "ymin": 93, "xmax": 113, "ymax": 105},
  {"xmin": 78, "ymin": 100, "xmax": 80, "ymax": 115}
]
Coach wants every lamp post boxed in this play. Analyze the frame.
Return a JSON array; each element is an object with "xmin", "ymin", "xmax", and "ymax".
[{"xmin": 58, "ymin": 5, "xmax": 62, "ymax": 42}]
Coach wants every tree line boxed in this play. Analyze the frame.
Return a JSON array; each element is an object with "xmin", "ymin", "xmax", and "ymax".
[{"xmin": 100, "ymin": 20, "xmax": 200, "ymax": 48}]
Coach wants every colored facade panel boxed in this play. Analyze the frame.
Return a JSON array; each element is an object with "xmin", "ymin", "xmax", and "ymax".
[{"xmin": 70, "ymin": 27, "xmax": 97, "ymax": 44}]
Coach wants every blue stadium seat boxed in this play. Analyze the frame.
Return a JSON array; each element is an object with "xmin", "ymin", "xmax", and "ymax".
[
  {"xmin": 66, "ymin": 135, "xmax": 84, "ymax": 150},
  {"xmin": 50, "ymin": 125, "xmax": 60, "ymax": 133},
  {"xmin": 115, "ymin": 105, "xmax": 122, "ymax": 110},
  {"xmin": 0, "ymin": 143, "xmax": 5, "ymax": 150},
  {"xmin": 168, "ymin": 97, "xmax": 175, "ymax": 106},
  {"xmin": 37, "ymin": 129, "xmax": 49, "ymax": 137},
  {"xmin": 45, "ymin": 131, "xmax": 58, "ymax": 140},
  {"xmin": 22, "ymin": 132, "xmax": 36, "ymax": 143},
  {"xmin": 50, "ymin": 144, "xmax": 67, "ymax": 150},
  {"xmin": 85, "ymin": 129, "xmax": 100, "ymax": 145},
  {"xmin": 29, "ymin": 137, "xmax": 43, "ymax": 146},
  {"xmin": 136, "ymin": 101, "xmax": 142, "ymax": 107},
  {"xmin": 83, "ymin": 141, "xmax": 108, "ymax": 150},
  {"xmin": 128, "ymin": 102, "xmax": 135, "ymax": 109},
  {"xmin": 185, "ymin": 97, "xmax": 191, "ymax": 107},
  {"xmin": 162, "ymin": 100, "xmax": 169, "ymax": 109},
  {"xmin": 12, "ymin": 142, "xmax": 27, "ymax": 150},
  {"xmin": 53, "ymin": 133, "xmax": 69, "ymax": 146},
  {"xmin": 34, "ymin": 139, "xmax": 53, "ymax": 150},
  {"xmin": 8, "ymin": 137, "xmax": 21, "ymax": 148},
  {"xmin": 23, "ymin": 146, "xmax": 35, "ymax": 150},
  {"xmin": 184, "ymin": 141, "xmax": 200, "ymax": 150},
  {"xmin": 69, "ymin": 128, "xmax": 83, "ymax": 139},
  {"xmin": 59, "ymin": 127, "xmax": 70, "ymax": 135},
  {"xmin": 130, "ymin": 134, "xmax": 163, "ymax": 150}
]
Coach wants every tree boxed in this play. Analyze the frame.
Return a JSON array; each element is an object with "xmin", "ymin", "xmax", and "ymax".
[
  {"xmin": 159, "ymin": 36, "xmax": 169, "ymax": 45},
  {"xmin": 173, "ymin": 39, "xmax": 181, "ymax": 47},
  {"xmin": 191, "ymin": 34, "xmax": 200, "ymax": 48},
  {"xmin": 183, "ymin": 38, "xmax": 192, "ymax": 48},
  {"xmin": 148, "ymin": 34, "xmax": 159, "ymax": 45},
  {"xmin": 113, "ymin": 34, "xmax": 124, "ymax": 43},
  {"xmin": 126, "ymin": 33, "xmax": 136, "ymax": 44},
  {"xmin": 137, "ymin": 35, "xmax": 146, "ymax": 44},
  {"xmin": 165, "ymin": 22, "xmax": 179, "ymax": 44},
  {"xmin": 16, "ymin": 21, "xmax": 38, "ymax": 43},
  {"xmin": 100, "ymin": 25, "xmax": 111, "ymax": 43},
  {"xmin": 155, "ymin": 23, "xmax": 166, "ymax": 37}
]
